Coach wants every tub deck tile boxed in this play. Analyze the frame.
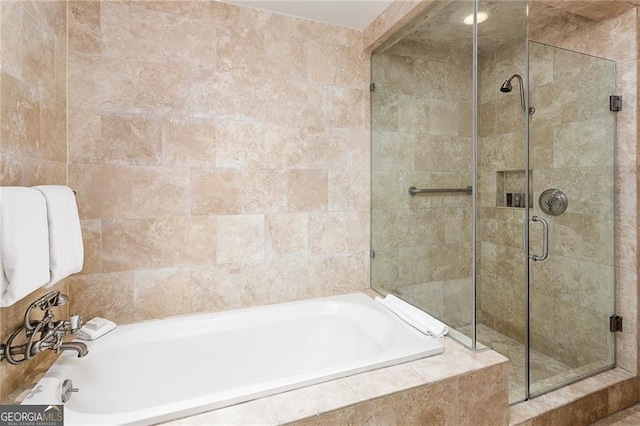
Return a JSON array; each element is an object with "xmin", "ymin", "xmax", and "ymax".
[{"xmin": 270, "ymin": 378, "xmax": 362, "ymax": 424}]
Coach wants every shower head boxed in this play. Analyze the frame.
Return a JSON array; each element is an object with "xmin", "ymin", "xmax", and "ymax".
[
  {"xmin": 500, "ymin": 78, "xmax": 513, "ymax": 93},
  {"xmin": 499, "ymin": 74, "xmax": 534, "ymax": 114}
]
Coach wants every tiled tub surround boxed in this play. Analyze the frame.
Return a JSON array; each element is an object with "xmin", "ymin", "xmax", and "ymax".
[
  {"xmin": 23, "ymin": 293, "xmax": 445, "ymax": 425},
  {"xmin": 132, "ymin": 338, "xmax": 508, "ymax": 425},
  {"xmin": 6, "ymin": 335, "xmax": 508, "ymax": 425},
  {"xmin": 0, "ymin": 1, "xmax": 638, "ymax": 424},
  {"xmin": 66, "ymin": 0, "xmax": 371, "ymax": 324}
]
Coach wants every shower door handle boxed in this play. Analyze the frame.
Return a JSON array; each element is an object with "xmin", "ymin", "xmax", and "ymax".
[{"xmin": 525, "ymin": 215, "xmax": 548, "ymax": 261}]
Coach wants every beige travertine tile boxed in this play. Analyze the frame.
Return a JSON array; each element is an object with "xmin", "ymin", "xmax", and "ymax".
[
  {"xmin": 68, "ymin": 108, "xmax": 101, "ymax": 164},
  {"xmin": 190, "ymin": 263, "xmax": 244, "ymax": 313},
  {"xmin": 162, "ymin": 13, "xmax": 216, "ymax": 70},
  {"xmin": 20, "ymin": 158, "xmax": 66, "ymax": 186},
  {"xmin": 101, "ymin": 1, "xmax": 163, "ymax": 62},
  {"xmin": 216, "ymin": 28, "xmax": 265, "ymax": 74},
  {"xmin": 308, "ymin": 211, "xmax": 369, "ymax": 255},
  {"xmin": 190, "ymin": 168, "xmax": 242, "ymax": 215},
  {"xmin": 190, "ymin": 69, "xmax": 265, "ymax": 122},
  {"xmin": 102, "ymin": 219, "xmax": 163, "ymax": 272},
  {"xmin": 216, "ymin": 215, "xmax": 265, "ymax": 264},
  {"xmin": 281, "ymin": 80, "xmax": 328, "ymax": 127},
  {"xmin": 241, "ymin": 169, "xmax": 287, "ymax": 214},
  {"xmin": 291, "ymin": 397, "xmax": 397, "ymax": 426},
  {"xmin": 327, "ymin": 87, "xmax": 369, "ymax": 129},
  {"xmin": 371, "ymin": 89, "xmax": 399, "ymax": 132},
  {"xmin": 458, "ymin": 363, "xmax": 509, "ymax": 425},
  {"xmin": 132, "ymin": 167, "xmax": 190, "ymax": 218},
  {"xmin": 101, "ymin": 114, "xmax": 162, "ymax": 165},
  {"xmin": 39, "ymin": 100, "xmax": 67, "ymax": 162},
  {"xmin": 371, "ymin": 131, "xmax": 414, "ymax": 171},
  {"xmin": 69, "ymin": 1, "xmax": 100, "ymax": 55},
  {"xmin": 131, "ymin": 62, "xmax": 190, "ymax": 115},
  {"xmin": 271, "ymin": 379, "xmax": 362, "ymax": 424},
  {"xmin": 161, "ymin": 216, "xmax": 217, "ymax": 267},
  {"xmin": 607, "ymin": 378, "xmax": 639, "ymax": 415},
  {"xmin": 1, "ymin": 72, "xmax": 40, "ymax": 158},
  {"xmin": 68, "ymin": 272, "xmax": 134, "ymax": 325},
  {"xmin": 169, "ymin": 396, "xmax": 278, "ymax": 425},
  {"xmin": 286, "ymin": 169, "xmax": 328, "ymax": 212},
  {"xmin": 265, "ymin": 213, "xmax": 308, "ymax": 258},
  {"xmin": 69, "ymin": 164, "xmax": 132, "ymax": 219},
  {"xmin": 319, "ymin": 253, "xmax": 370, "ymax": 293},
  {"xmin": 68, "ymin": 53, "xmax": 133, "ymax": 111},
  {"xmin": 162, "ymin": 118, "xmax": 216, "ymax": 167},
  {"xmin": 262, "ymin": 124, "xmax": 307, "ymax": 169},
  {"xmin": 308, "ymin": 41, "xmax": 368, "ymax": 89},
  {"xmin": 328, "ymin": 169, "xmax": 370, "ymax": 211},
  {"xmin": 215, "ymin": 120, "xmax": 265, "ymax": 169},
  {"xmin": 133, "ymin": 268, "xmax": 191, "ymax": 321},
  {"xmin": 79, "ymin": 219, "xmax": 101, "ymax": 275},
  {"xmin": 346, "ymin": 361, "xmax": 425, "ymax": 400},
  {"xmin": 1, "ymin": 2, "xmax": 23, "ymax": 80},
  {"xmin": 396, "ymin": 379, "xmax": 459, "ymax": 425},
  {"xmin": 616, "ymin": 266, "xmax": 637, "ymax": 373},
  {"xmin": 134, "ymin": 1, "xmax": 196, "ymax": 16},
  {"xmin": 263, "ymin": 25, "xmax": 307, "ymax": 81},
  {"xmin": 0, "ymin": 154, "xmax": 23, "ymax": 186},
  {"xmin": 21, "ymin": 11, "xmax": 55, "ymax": 98}
]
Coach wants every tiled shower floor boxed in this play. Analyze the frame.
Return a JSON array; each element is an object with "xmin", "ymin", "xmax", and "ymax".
[{"xmin": 475, "ymin": 324, "xmax": 611, "ymax": 404}]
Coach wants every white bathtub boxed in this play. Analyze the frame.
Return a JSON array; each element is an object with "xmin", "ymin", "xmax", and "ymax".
[{"xmin": 23, "ymin": 292, "xmax": 444, "ymax": 425}]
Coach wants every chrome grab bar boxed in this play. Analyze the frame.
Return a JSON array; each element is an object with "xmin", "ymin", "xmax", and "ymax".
[
  {"xmin": 525, "ymin": 215, "xmax": 549, "ymax": 261},
  {"xmin": 408, "ymin": 186, "xmax": 473, "ymax": 196}
]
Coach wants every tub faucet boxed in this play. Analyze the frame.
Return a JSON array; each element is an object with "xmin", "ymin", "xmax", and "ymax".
[
  {"xmin": 0, "ymin": 291, "xmax": 89, "ymax": 364},
  {"xmin": 58, "ymin": 341, "xmax": 89, "ymax": 358}
]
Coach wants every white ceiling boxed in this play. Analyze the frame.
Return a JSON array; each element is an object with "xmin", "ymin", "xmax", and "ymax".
[{"xmin": 221, "ymin": 0, "xmax": 395, "ymax": 30}]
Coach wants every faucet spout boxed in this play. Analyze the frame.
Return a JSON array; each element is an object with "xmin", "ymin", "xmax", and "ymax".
[{"xmin": 58, "ymin": 342, "xmax": 89, "ymax": 358}]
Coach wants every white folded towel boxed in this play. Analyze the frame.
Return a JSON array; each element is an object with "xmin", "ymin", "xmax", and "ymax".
[
  {"xmin": 0, "ymin": 187, "xmax": 51, "ymax": 307},
  {"xmin": 376, "ymin": 294, "xmax": 449, "ymax": 339},
  {"xmin": 33, "ymin": 185, "xmax": 84, "ymax": 287}
]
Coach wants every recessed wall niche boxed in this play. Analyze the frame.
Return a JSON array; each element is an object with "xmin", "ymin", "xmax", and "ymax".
[{"xmin": 496, "ymin": 170, "xmax": 533, "ymax": 208}]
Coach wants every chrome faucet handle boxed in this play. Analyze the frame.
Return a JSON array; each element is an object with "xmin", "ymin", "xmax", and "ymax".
[{"xmin": 24, "ymin": 291, "xmax": 68, "ymax": 331}]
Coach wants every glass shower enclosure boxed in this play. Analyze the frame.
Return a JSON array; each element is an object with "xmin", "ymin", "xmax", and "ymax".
[{"xmin": 370, "ymin": 0, "xmax": 616, "ymax": 404}]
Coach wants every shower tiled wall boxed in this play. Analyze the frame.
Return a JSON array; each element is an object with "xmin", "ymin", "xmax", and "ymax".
[
  {"xmin": 0, "ymin": 0, "xmax": 68, "ymax": 401},
  {"xmin": 531, "ymin": 5, "xmax": 639, "ymax": 375},
  {"xmin": 371, "ymin": 39, "xmax": 473, "ymax": 328},
  {"xmin": 478, "ymin": 8, "xmax": 638, "ymax": 370},
  {"xmin": 66, "ymin": 1, "xmax": 371, "ymax": 324}
]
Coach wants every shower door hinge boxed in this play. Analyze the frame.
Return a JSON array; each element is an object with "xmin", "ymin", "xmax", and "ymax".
[
  {"xmin": 610, "ymin": 95, "xmax": 622, "ymax": 112},
  {"xmin": 370, "ymin": 82, "xmax": 376, "ymax": 92},
  {"xmin": 610, "ymin": 315, "xmax": 623, "ymax": 332}
]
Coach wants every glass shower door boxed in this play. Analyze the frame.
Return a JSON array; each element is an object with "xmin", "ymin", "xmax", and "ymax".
[
  {"xmin": 475, "ymin": 0, "xmax": 529, "ymax": 403},
  {"xmin": 527, "ymin": 42, "xmax": 616, "ymax": 396},
  {"xmin": 370, "ymin": 0, "xmax": 476, "ymax": 347}
]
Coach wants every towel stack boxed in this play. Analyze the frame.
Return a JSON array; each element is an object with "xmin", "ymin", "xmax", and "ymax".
[
  {"xmin": 375, "ymin": 294, "xmax": 449, "ymax": 339},
  {"xmin": 0, "ymin": 186, "xmax": 84, "ymax": 307}
]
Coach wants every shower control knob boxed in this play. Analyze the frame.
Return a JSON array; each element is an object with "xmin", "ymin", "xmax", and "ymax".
[{"xmin": 538, "ymin": 189, "xmax": 568, "ymax": 216}]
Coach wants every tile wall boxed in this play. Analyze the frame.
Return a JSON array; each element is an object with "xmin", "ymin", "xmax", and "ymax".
[
  {"xmin": 477, "ymin": 36, "xmax": 617, "ymax": 368},
  {"xmin": 370, "ymin": 39, "xmax": 474, "ymax": 329},
  {"xmin": 0, "ymin": 0, "xmax": 69, "ymax": 401},
  {"xmin": 65, "ymin": 1, "xmax": 372, "ymax": 324},
  {"xmin": 529, "ymin": 3, "xmax": 639, "ymax": 377}
]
